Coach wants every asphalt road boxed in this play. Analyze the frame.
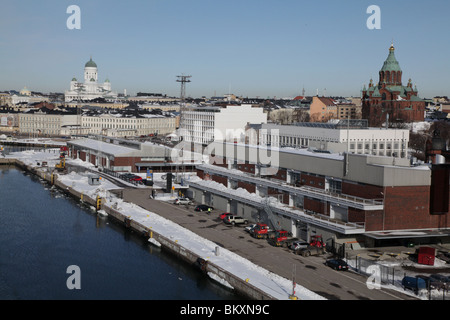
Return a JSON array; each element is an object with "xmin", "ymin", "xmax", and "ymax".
[{"xmin": 123, "ymin": 188, "xmax": 415, "ymax": 300}]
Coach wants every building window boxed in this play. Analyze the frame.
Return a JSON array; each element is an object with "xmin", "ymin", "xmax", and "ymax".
[{"xmin": 329, "ymin": 179, "xmax": 342, "ymax": 194}]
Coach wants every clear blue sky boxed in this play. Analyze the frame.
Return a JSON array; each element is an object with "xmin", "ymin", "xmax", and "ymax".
[{"xmin": 1, "ymin": 0, "xmax": 449, "ymax": 99}]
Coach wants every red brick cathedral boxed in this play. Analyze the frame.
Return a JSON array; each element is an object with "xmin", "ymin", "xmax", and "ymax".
[{"xmin": 362, "ymin": 43, "xmax": 425, "ymax": 127}]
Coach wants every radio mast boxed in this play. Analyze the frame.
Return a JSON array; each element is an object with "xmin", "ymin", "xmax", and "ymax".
[{"xmin": 176, "ymin": 74, "xmax": 192, "ymax": 130}]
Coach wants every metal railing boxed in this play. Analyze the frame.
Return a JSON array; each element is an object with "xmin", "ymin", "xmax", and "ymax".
[
  {"xmin": 197, "ymin": 164, "xmax": 384, "ymax": 210},
  {"xmin": 300, "ymin": 185, "xmax": 384, "ymax": 206},
  {"xmin": 189, "ymin": 180, "xmax": 366, "ymax": 235}
]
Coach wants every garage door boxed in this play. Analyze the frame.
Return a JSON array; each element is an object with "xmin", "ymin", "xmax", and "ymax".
[{"xmin": 330, "ymin": 205, "xmax": 348, "ymax": 222}]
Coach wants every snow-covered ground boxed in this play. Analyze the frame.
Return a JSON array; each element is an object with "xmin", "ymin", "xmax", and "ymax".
[
  {"xmin": 0, "ymin": 136, "xmax": 66, "ymax": 146},
  {"xmin": 408, "ymin": 121, "xmax": 431, "ymax": 133},
  {"xmin": 346, "ymin": 255, "xmax": 449, "ymax": 300},
  {"xmin": 4, "ymin": 149, "xmax": 325, "ymax": 300}
]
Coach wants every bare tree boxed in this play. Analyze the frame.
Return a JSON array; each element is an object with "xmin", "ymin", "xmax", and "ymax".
[
  {"xmin": 293, "ymin": 108, "xmax": 310, "ymax": 123},
  {"xmin": 409, "ymin": 131, "xmax": 428, "ymax": 161},
  {"xmin": 430, "ymin": 121, "xmax": 450, "ymax": 146}
]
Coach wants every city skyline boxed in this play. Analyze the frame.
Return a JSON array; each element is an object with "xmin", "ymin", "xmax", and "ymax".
[{"xmin": 1, "ymin": 0, "xmax": 450, "ymax": 99}]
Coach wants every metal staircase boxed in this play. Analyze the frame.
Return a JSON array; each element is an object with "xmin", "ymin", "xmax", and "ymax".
[{"xmin": 262, "ymin": 197, "xmax": 280, "ymax": 230}]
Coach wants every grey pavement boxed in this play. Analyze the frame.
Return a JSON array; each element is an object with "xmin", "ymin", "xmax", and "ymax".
[{"xmin": 122, "ymin": 188, "xmax": 416, "ymax": 300}]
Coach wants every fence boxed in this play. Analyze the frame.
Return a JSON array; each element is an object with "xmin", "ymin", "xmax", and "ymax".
[
  {"xmin": 328, "ymin": 242, "xmax": 449, "ymax": 300},
  {"xmin": 352, "ymin": 255, "xmax": 399, "ymax": 285},
  {"xmin": 101, "ymin": 168, "xmax": 139, "ymax": 186}
]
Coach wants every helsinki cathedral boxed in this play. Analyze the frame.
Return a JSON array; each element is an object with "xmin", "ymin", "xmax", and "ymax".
[{"xmin": 64, "ymin": 57, "xmax": 118, "ymax": 102}]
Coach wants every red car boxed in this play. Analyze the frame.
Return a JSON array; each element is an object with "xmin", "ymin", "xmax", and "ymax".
[
  {"xmin": 130, "ymin": 175, "xmax": 142, "ymax": 181},
  {"xmin": 219, "ymin": 212, "xmax": 233, "ymax": 220}
]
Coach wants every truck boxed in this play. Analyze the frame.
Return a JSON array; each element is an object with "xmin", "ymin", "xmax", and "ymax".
[
  {"xmin": 55, "ymin": 146, "xmax": 68, "ymax": 172},
  {"xmin": 268, "ymin": 230, "xmax": 298, "ymax": 248},
  {"xmin": 249, "ymin": 223, "xmax": 275, "ymax": 239}
]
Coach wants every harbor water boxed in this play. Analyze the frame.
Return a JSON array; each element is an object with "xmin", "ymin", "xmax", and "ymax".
[{"xmin": 0, "ymin": 165, "xmax": 244, "ymax": 300}]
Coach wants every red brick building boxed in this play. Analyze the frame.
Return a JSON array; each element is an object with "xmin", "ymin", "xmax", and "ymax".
[
  {"xmin": 362, "ymin": 43, "xmax": 425, "ymax": 127},
  {"xmin": 188, "ymin": 141, "xmax": 450, "ymax": 247}
]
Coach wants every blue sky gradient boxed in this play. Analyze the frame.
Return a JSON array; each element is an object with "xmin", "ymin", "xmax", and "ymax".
[{"xmin": 1, "ymin": 0, "xmax": 449, "ymax": 98}]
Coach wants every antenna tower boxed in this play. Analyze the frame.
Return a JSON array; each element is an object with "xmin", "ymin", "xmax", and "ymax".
[
  {"xmin": 177, "ymin": 74, "xmax": 191, "ymax": 103},
  {"xmin": 177, "ymin": 75, "xmax": 192, "ymax": 144},
  {"xmin": 177, "ymin": 74, "xmax": 192, "ymax": 128}
]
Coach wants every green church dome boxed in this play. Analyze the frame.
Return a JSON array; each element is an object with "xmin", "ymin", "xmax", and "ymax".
[
  {"xmin": 85, "ymin": 57, "xmax": 97, "ymax": 68},
  {"xmin": 380, "ymin": 44, "xmax": 402, "ymax": 72}
]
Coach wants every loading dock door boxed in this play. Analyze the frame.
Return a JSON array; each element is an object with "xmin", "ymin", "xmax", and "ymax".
[
  {"xmin": 330, "ymin": 205, "xmax": 348, "ymax": 222},
  {"xmin": 230, "ymin": 199, "xmax": 237, "ymax": 214},
  {"xmin": 296, "ymin": 221, "xmax": 308, "ymax": 241}
]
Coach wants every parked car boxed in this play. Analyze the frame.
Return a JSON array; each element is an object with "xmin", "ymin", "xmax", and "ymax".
[
  {"xmin": 174, "ymin": 198, "xmax": 193, "ymax": 205},
  {"xmin": 219, "ymin": 212, "xmax": 233, "ymax": 220},
  {"xmin": 119, "ymin": 173, "xmax": 134, "ymax": 179},
  {"xmin": 429, "ymin": 274, "xmax": 450, "ymax": 289},
  {"xmin": 325, "ymin": 259, "xmax": 349, "ymax": 271},
  {"xmin": 195, "ymin": 205, "xmax": 214, "ymax": 212},
  {"xmin": 224, "ymin": 215, "xmax": 248, "ymax": 225},
  {"xmin": 244, "ymin": 223, "xmax": 257, "ymax": 233},
  {"xmin": 429, "ymin": 274, "xmax": 449, "ymax": 283},
  {"xmin": 130, "ymin": 175, "xmax": 142, "ymax": 182},
  {"xmin": 142, "ymin": 179, "xmax": 154, "ymax": 186},
  {"xmin": 290, "ymin": 240, "xmax": 309, "ymax": 251}
]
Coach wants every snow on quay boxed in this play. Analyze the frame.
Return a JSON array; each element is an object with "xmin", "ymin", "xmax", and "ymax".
[{"xmin": 4, "ymin": 149, "xmax": 325, "ymax": 301}]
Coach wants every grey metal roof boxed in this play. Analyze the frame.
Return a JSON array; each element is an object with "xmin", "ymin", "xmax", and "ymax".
[{"xmin": 294, "ymin": 119, "xmax": 368, "ymax": 129}]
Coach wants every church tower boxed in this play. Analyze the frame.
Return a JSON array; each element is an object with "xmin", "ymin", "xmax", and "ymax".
[
  {"xmin": 362, "ymin": 43, "xmax": 425, "ymax": 127},
  {"xmin": 64, "ymin": 56, "xmax": 117, "ymax": 102},
  {"xmin": 379, "ymin": 43, "xmax": 403, "ymax": 86},
  {"xmin": 84, "ymin": 57, "xmax": 98, "ymax": 83}
]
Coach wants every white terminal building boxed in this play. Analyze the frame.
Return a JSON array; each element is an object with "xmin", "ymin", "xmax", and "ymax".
[
  {"xmin": 64, "ymin": 57, "xmax": 118, "ymax": 102},
  {"xmin": 258, "ymin": 120, "xmax": 409, "ymax": 158},
  {"xmin": 180, "ymin": 104, "xmax": 267, "ymax": 144}
]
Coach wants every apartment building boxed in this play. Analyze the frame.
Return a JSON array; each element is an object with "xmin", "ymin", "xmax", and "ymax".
[
  {"xmin": 19, "ymin": 111, "xmax": 79, "ymax": 136},
  {"xmin": 336, "ymin": 103, "xmax": 360, "ymax": 120},
  {"xmin": 18, "ymin": 110, "xmax": 177, "ymax": 138},
  {"xmin": 80, "ymin": 113, "xmax": 177, "ymax": 137},
  {"xmin": 309, "ymin": 96, "xmax": 338, "ymax": 122}
]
